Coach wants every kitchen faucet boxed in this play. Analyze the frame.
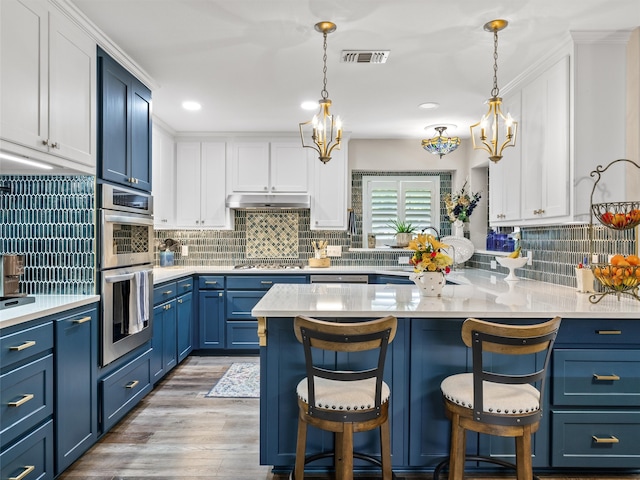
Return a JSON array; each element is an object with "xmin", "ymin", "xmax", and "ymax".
[{"xmin": 421, "ymin": 226, "xmax": 440, "ymax": 239}]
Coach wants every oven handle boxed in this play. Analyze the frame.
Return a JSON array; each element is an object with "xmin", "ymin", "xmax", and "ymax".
[
  {"xmin": 104, "ymin": 273, "xmax": 135, "ymax": 283},
  {"xmin": 103, "ymin": 213, "xmax": 154, "ymax": 226}
]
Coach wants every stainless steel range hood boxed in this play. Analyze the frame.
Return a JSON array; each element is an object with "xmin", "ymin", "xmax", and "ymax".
[{"xmin": 225, "ymin": 193, "xmax": 310, "ymax": 209}]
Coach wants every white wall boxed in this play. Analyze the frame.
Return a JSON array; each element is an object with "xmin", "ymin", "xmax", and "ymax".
[
  {"xmin": 628, "ymin": 28, "xmax": 640, "ymax": 201},
  {"xmin": 348, "ymin": 137, "xmax": 470, "ymax": 188}
]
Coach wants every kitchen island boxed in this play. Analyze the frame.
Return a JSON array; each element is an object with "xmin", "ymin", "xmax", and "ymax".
[{"xmin": 252, "ymin": 273, "xmax": 640, "ymax": 475}]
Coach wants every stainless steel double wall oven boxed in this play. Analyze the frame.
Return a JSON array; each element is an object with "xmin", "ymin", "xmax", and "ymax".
[{"xmin": 99, "ymin": 184, "xmax": 154, "ymax": 366}]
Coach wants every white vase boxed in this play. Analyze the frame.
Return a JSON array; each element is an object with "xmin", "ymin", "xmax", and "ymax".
[
  {"xmin": 410, "ymin": 272, "xmax": 445, "ymax": 297},
  {"xmin": 453, "ymin": 219, "xmax": 465, "ymax": 238}
]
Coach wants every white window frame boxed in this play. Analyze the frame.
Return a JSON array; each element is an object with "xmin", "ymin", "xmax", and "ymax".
[{"xmin": 362, "ymin": 175, "xmax": 440, "ymax": 247}]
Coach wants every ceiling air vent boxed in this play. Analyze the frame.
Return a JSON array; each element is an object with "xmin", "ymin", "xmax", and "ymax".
[{"xmin": 341, "ymin": 50, "xmax": 390, "ymax": 64}]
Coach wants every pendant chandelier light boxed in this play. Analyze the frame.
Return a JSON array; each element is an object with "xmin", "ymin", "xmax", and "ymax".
[
  {"xmin": 421, "ymin": 126, "xmax": 461, "ymax": 158},
  {"xmin": 470, "ymin": 19, "xmax": 518, "ymax": 163},
  {"xmin": 299, "ymin": 21, "xmax": 343, "ymax": 164}
]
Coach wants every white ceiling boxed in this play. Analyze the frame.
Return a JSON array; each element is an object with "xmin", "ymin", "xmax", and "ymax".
[{"xmin": 72, "ymin": 0, "xmax": 640, "ymax": 140}]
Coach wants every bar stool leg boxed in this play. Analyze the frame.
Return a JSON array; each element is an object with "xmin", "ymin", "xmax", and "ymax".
[
  {"xmin": 380, "ymin": 418, "xmax": 392, "ymax": 480},
  {"xmin": 515, "ymin": 427, "xmax": 533, "ymax": 480},
  {"xmin": 294, "ymin": 415, "xmax": 307, "ymax": 480},
  {"xmin": 448, "ymin": 414, "xmax": 466, "ymax": 480},
  {"xmin": 335, "ymin": 425, "xmax": 354, "ymax": 480}
]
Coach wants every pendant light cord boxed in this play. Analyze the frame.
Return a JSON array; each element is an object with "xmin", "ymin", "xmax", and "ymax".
[
  {"xmin": 491, "ymin": 29, "xmax": 500, "ymax": 98},
  {"xmin": 321, "ymin": 31, "xmax": 329, "ymax": 100}
]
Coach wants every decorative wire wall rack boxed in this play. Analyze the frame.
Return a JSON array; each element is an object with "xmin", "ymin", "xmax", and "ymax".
[{"xmin": 588, "ymin": 158, "xmax": 640, "ymax": 303}]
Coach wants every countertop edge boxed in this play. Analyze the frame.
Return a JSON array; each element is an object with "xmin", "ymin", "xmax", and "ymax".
[{"xmin": 0, "ymin": 295, "xmax": 100, "ymax": 330}]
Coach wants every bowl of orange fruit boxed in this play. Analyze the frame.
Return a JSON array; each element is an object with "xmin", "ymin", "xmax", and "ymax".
[
  {"xmin": 592, "ymin": 254, "xmax": 640, "ymax": 291},
  {"xmin": 592, "ymin": 201, "xmax": 640, "ymax": 230}
]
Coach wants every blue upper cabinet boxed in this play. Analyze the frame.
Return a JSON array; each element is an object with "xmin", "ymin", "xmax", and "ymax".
[{"xmin": 97, "ymin": 47, "xmax": 152, "ymax": 192}]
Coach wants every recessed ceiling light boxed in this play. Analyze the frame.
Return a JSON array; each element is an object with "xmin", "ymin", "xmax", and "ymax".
[
  {"xmin": 301, "ymin": 100, "xmax": 319, "ymax": 111},
  {"xmin": 182, "ymin": 101, "xmax": 201, "ymax": 111},
  {"xmin": 418, "ymin": 102, "xmax": 440, "ymax": 110}
]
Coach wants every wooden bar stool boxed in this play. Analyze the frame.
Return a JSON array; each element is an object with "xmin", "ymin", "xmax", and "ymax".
[
  {"xmin": 292, "ymin": 315, "xmax": 397, "ymax": 480},
  {"xmin": 434, "ymin": 316, "xmax": 561, "ymax": 480}
]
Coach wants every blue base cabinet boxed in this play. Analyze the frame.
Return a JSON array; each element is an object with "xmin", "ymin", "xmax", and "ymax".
[
  {"xmin": 198, "ymin": 276, "xmax": 225, "ymax": 349},
  {"xmin": 408, "ymin": 318, "xmax": 468, "ymax": 467},
  {"xmin": 550, "ymin": 320, "xmax": 640, "ymax": 469},
  {"xmin": 0, "ymin": 420, "xmax": 54, "ymax": 480},
  {"xmin": 54, "ymin": 306, "xmax": 98, "ymax": 474},
  {"xmin": 151, "ymin": 281, "xmax": 179, "ymax": 384},
  {"xmin": 101, "ymin": 349, "xmax": 152, "ymax": 433},
  {"xmin": 226, "ymin": 275, "xmax": 306, "ymax": 352},
  {"xmin": 176, "ymin": 278, "xmax": 194, "ymax": 362}
]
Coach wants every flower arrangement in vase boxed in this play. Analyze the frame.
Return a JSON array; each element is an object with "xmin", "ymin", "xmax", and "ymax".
[
  {"xmin": 407, "ymin": 234, "xmax": 453, "ymax": 296},
  {"xmin": 443, "ymin": 181, "xmax": 481, "ymax": 236}
]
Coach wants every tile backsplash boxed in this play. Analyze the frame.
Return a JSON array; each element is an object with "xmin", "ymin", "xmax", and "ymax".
[
  {"xmin": 1, "ymin": 173, "xmax": 635, "ymax": 295},
  {"xmin": 1, "ymin": 175, "xmax": 95, "ymax": 295}
]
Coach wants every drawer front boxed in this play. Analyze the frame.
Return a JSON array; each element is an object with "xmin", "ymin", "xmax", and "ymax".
[
  {"xmin": 198, "ymin": 276, "xmax": 225, "ymax": 290},
  {"xmin": 226, "ymin": 321, "xmax": 259, "ymax": 350},
  {"xmin": 553, "ymin": 349, "xmax": 640, "ymax": 406},
  {"xmin": 0, "ymin": 355, "xmax": 53, "ymax": 448},
  {"xmin": 153, "ymin": 281, "xmax": 178, "ymax": 305},
  {"xmin": 101, "ymin": 349, "xmax": 152, "ymax": 432},
  {"xmin": 226, "ymin": 291, "xmax": 264, "ymax": 320},
  {"xmin": 555, "ymin": 320, "xmax": 640, "ymax": 346},
  {"xmin": 226, "ymin": 275, "xmax": 306, "ymax": 290},
  {"xmin": 1, "ymin": 321, "xmax": 53, "ymax": 368},
  {"xmin": 177, "ymin": 277, "xmax": 194, "ymax": 294},
  {"xmin": 0, "ymin": 419, "xmax": 54, "ymax": 480},
  {"xmin": 552, "ymin": 410, "xmax": 640, "ymax": 468}
]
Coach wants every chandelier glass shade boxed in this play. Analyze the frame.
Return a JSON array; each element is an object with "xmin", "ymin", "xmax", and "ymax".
[
  {"xmin": 470, "ymin": 19, "xmax": 518, "ymax": 163},
  {"xmin": 299, "ymin": 21, "xmax": 342, "ymax": 164},
  {"xmin": 422, "ymin": 126, "xmax": 461, "ymax": 158}
]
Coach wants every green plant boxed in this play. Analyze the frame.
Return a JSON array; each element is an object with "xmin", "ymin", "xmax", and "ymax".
[{"xmin": 387, "ymin": 219, "xmax": 416, "ymax": 234}]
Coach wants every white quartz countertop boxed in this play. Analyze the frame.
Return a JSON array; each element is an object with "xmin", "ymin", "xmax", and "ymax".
[
  {"xmin": 152, "ymin": 265, "xmax": 415, "ymax": 284},
  {"xmin": 0, "ymin": 295, "xmax": 100, "ymax": 329},
  {"xmin": 251, "ymin": 269, "xmax": 640, "ymax": 319}
]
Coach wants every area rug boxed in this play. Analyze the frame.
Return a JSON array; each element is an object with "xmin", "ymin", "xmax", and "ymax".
[{"xmin": 206, "ymin": 362, "xmax": 260, "ymax": 398}]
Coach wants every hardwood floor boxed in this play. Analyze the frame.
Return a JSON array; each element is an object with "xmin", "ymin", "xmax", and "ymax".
[{"xmin": 58, "ymin": 355, "xmax": 640, "ymax": 480}]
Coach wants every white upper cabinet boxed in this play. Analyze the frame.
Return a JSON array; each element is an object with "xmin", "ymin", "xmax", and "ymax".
[
  {"xmin": 0, "ymin": 0, "xmax": 96, "ymax": 171},
  {"xmin": 310, "ymin": 142, "xmax": 348, "ymax": 230},
  {"xmin": 152, "ymin": 124, "xmax": 176, "ymax": 228},
  {"xmin": 520, "ymin": 55, "xmax": 570, "ymax": 222},
  {"xmin": 176, "ymin": 141, "xmax": 230, "ymax": 229},
  {"xmin": 228, "ymin": 140, "xmax": 309, "ymax": 193},
  {"xmin": 489, "ymin": 90, "xmax": 522, "ymax": 225},
  {"xmin": 269, "ymin": 142, "xmax": 309, "ymax": 192}
]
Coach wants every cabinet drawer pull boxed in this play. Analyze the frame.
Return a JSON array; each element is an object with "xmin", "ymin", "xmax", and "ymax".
[
  {"xmin": 593, "ymin": 373, "xmax": 620, "ymax": 381},
  {"xmin": 73, "ymin": 316, "xmax": 91, "ymax": 324},
  {"xmin": 178, "ymin": 299, "xmax": 183, "ymax": 304},
  {"xmin": 164, "ymin": 304, "xmax": 171, "ymax": 310},
  {"xmin": 8, "ymin": 393, "xmax": 34, "ymax": 407},
  {"xmin": 9, "ymin": 340, "xmax": 36, "ymax": 351},
  {"xmin": 596, "ymin": 330, "xmax": 621, "ymax": 335},
  {"xmin": 204, "ymin": 281, "xmax": 218, "ymax": 285},
  {"xmin": 9, "ymin": 465, "xmax": 35, "ymax": 480},
  {"xmin": 260, "ymin": 281, "xmax": 273, "ymax": 285},
  {"xmin": 163, "ymin": 290, "xmax": 173, "ymax": 295},
  {"xmin": 182, "ymin": 284, "xmax": 192, "ymax": 288},
  {"xmin": 125, "ymin": 380, "xmax": 140, "ymax": 389},
  {"xmin": 592, "ymin": 435, "xmax": 619, "ymax": 444}
]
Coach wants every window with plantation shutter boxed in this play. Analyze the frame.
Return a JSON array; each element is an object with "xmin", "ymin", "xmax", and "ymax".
[{"xmin": 363, "ymin": 176, "xmax": 440, "ymax": 247}]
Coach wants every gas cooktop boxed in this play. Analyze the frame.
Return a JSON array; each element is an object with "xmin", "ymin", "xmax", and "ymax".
[{"xmin": 233, "ymin": 262, "xmax": 305, "ymax": 270}]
